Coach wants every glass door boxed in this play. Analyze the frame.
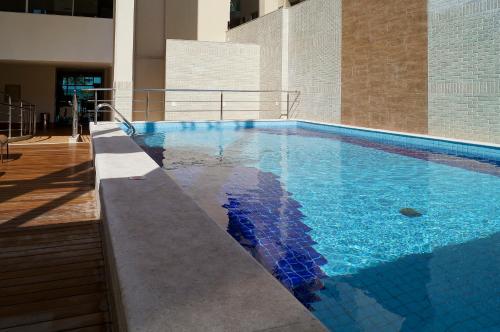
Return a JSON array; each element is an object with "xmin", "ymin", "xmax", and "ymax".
[{"xmin": 56, "ymin": 70, "xmax": 104, "ymax": 126}]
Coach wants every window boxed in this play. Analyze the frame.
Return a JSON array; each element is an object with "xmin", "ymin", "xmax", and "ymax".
[
  {"xmin": 74, "ymin": 0, "xmax": 112, "ymax": 18},
  {"xmin": 74, "ymin": 0, "xmax": 98, "ymax": 17},
  {"xmin": 58, "ymin": 74, "xmax": 103, "ymax": 102},
  {"xmin": 29, "ymin": 0, "xmax": 72, "ymax": 15},
  {"xmin": 56, "ymin": 71, "xmax": 104, "ymax": 124},
  {"xmin": 230, "ymin": 0, "xmax": 241, "ymax": 14},
  {"xmin": 0, "ymin": 1, "xmax": 26, "ymax": 13},
  {"xmin": 1, "ymin": 0, "xmax": 112, "ymax": 18}
]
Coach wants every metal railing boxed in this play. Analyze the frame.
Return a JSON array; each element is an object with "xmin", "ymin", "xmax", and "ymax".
[
  {"xmin": 81, "ymin": 88, "xmax": 300, "ymax": 123},
  {"xmin": 0, "ymin": 91, "xmax": 37, "ymax": 140},
  {"xmin": 96, "ymin": 103, "xmax": 136, "ymax": 135}
]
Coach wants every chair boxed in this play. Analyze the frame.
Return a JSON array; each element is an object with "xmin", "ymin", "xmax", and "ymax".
[{"xmin": 0, "ymin": 135, "xmax": 8, "ymax": 163}]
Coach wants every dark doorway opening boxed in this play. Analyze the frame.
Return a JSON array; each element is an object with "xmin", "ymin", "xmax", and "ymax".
[{"xmin": 55, "ymin": 70, "xmax": 105, "ymax": 127}]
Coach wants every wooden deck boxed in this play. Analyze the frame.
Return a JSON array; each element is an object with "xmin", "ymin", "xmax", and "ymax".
[
  {"xmin": 0, "ymin": 143, "xmax": 112, "ymax": 331},
  {"xmin": 10, "ymin": 126, "xmax": 91, "ymax": 145}
]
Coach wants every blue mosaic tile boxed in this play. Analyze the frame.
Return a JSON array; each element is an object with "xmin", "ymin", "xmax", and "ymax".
[
  {"xmin": 258, "ymin": 127, "xmax": 500, "ymax": 177},
  {"xmin": 297, "ymin": 121, "xmax": 500, "ymax": 164},
  {"xmin": 222, "ymin": 170, "xmax": 328, "ymax": 308}
]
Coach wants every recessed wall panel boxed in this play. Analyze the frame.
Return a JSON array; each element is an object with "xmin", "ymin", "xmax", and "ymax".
[{"xmin": 341, "ymin": 0, "xmax": 428, "ymax": 134}]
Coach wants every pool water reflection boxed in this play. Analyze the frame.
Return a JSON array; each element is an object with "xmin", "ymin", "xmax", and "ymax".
[{"xmin": 133, "ymin": 122, "xmax": 500, "ymax": 331}]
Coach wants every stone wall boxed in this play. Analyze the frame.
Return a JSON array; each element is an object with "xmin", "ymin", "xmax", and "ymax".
[
  {"xmin": 428, "ymin": 0, "xmax": 500, "ymax": 143},
  {"xmin": 165, "ymin": 39, "xmax": 261, "ymax": 120}
]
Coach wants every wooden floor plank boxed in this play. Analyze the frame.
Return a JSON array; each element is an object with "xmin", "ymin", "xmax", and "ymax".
[
  {"xmin": 1, "ymin": 313, "xmax": 109, "ymax": 332},
  {"xmin": 0, "ymin": 143, "xmax": 111, "ymax": 331},
  {"xmin": 0, "ymin": 237, "xmax": 101, "ymax": 254},
  {"xmin": 0, "ymin": 261, "xmax": 104, "ymax": 281},
  {"xmin": 0, "ymin": 275, "xmax": 105, "ymax": 296},
  {"xmin": 0, "ymin": 283, "xmax": 107, "ymax": 307},
  {"xmin": 0, "ymin": 267, "xmax": 104, "ymax": 288},
  {"xmin": 0, "ymin": 241, "xmax": 101, "ymax": 259}
]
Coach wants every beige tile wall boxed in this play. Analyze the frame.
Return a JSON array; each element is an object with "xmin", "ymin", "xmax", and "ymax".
[{"xmin": 341, "ymin": 0, "xmax": 429, "ymax": 134}]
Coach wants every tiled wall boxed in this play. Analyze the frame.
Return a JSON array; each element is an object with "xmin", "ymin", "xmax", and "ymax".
[
  {"xmin": 227, "ymin": 0, "xmax": 342, "ymax": 122},
  {"xmin": 164, "ymin": 39, "xmax": 261, "ymax": 120},
  {"xmin": 428, "ymin": 0, "xmax": 500, "ymax": 144},
  {"xmin": 227, "ymin": 11, "xmax": 284, "ymax": 119},
  {"xmin": 341, "ymin": 0, "xmax": 429, "ymax": 134},
  {"xmin": 223, "ymin": 0, "xmax": 498, "ymax": 144},
  {"xmin": 287, "ymin": 0, "xmax": 342, "ymax": 122}
]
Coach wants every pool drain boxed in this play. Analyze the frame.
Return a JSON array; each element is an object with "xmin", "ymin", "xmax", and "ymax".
[{"xmin": 400, "ymin": 208, "xmax": 423, "ymax": 218}]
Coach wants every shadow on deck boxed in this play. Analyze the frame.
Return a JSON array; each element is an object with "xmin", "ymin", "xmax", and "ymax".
[{"xmin": 0, "ymin": 143, "xmax": 112, "ymax": 331}]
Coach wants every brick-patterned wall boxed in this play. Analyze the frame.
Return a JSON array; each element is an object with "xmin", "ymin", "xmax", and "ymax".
[
  {"xmin": 428, "ymin": 0, "xmax": 500, "ymax": 143},
  {"xmin": 165, "ymin": 39, "xmax": 260, "ymax": 121},
  {"xmin": 341, "ymin": 0, "xmax": 428, "ymax": 134},
  {"xmin": 287, "ymin": 0, "xmax": 342, "ymax": 122},
  {"xmin": 227, "ymin": 11, "xmax": 284, "ymax": 119}
]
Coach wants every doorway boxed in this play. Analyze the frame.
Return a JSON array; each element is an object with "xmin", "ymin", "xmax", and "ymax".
[{"xmin": 55, "ymin": 70, "xmax": 104, "ymax": 127}]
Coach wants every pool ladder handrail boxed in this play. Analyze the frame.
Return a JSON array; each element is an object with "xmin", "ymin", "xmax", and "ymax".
[{"xmin": 96, "ymin": 103, "xmax": 137, "ymax": 136}]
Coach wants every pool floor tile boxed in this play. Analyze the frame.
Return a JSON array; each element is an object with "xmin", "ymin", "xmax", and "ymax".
[{"xmin": 135, "ymin": 123, "xmax": 500, "ymax": 332}]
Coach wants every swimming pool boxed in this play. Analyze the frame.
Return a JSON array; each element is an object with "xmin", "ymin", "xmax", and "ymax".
[{"xmin": 132, "ymin": 121, "xmax": 500, "ymax": 332}]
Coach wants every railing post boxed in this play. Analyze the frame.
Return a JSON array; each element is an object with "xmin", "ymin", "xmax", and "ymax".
[
  {"xmin": 31, "ymin": 105, "xmax": 34, "ymax": 135},
  {"xmin": 146, "ymin": 91, "xmax": 150, "ymax": 121},
  {"xmin": 20, "ymin": 101, "xmax": 23, "ymax": 136},
  {"xmin": 8, "ymin": 96, "xmax": 12, "ymax": 138},
  {"xmin": 94, "ymin": 90, "xmax": 98, "ymax": 125},
  {"xmin": 72, "ymin": 90, "xmax": 78, "ymax": 138},
  {"xmin": 220, "ymin": 92, "xmax": 224, "ymax": 121},
  {"xmin": 286, "ymin": 92, "xmax": 290, "ymax": 120},
  {"xmin": 28, "ymin": 104, "xmax": 32, "ymax": 135},
  {"xmin": 163, "ymin": 91, "xmax": 166, "ymax": 120},
  {"xmin": 33, "ymin": 105, "xmax": 37, "ymax": 136}
]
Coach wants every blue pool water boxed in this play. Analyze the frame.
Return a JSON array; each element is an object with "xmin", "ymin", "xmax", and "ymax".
[{"xmin": 132, "ymin": 121, "xmax": 500, "ymax": 332}]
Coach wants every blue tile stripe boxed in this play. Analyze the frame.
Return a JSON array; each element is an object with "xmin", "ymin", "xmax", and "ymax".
[
  {"xmin": 297, "ymin": 122, "xmax": 500, "ymax": 163},
  {"xmin": 128, "ymin": 120, "xmax": 500, "ymax": 163}
]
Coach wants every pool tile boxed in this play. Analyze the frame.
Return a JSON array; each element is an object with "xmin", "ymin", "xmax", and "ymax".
[{"xmin": 135, "ymin": 122, "xmax": 500, "ymax": 332}]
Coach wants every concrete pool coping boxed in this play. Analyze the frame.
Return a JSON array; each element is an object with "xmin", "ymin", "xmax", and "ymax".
[{"xmin": 90, "ymin": 122, "xmax": 326, "ymax": 332}]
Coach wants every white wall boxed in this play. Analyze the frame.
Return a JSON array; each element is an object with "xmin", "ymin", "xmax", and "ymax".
[
  {"xmin": 287, "ymin": 0, "xmax": 341, "ymax": 122},
  {"xmin": 227, "ymin": 10, "xmax": 284, "ymax": 118},
  {"xmin": 0, "ymin": 63, "xmax": 56, "ymax": 122},
  {"xmin": 428, "ymin": 0, "xmax": 500, "ymax": 144},
  {"xmin": 113, "ymin": 0, "xmax": 135, "ymax": 120},
  {"xmin": 227, "ymin": 0, "xmax": 342, "ymax": 122},
  {"xmin": 165, "ymin": 0, "xmax": 198, "ymax": 40},
  {"xmin": 133, "ymin": 0, "xmax": 167, "ymax": 121},
  {"xmin": 0, "ymin": 12, "xmax": 113, "ymax": 65},
  {"xmin": 259, "ymin": 0, "xmax": 285, "ymax": 15},
  {"xmin": 198, "ymin": 0, "xmax": 231, "ymax": 42},
  {"xmin": 165, "ymin": 39, "xmax": 260, "ymax": 120}
]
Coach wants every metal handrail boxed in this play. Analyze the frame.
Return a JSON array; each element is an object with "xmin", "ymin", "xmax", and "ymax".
[
  {"xmin": 71, "ymin": 91, "xmax": 78, "ymax": 138},
  {"xmin": 0, "ymin": 91, "xmax": 37, "ymax": 140},
  {"xmin": 85, "ymin": 88, "xmax": 299, "ymax": 93},
  {"xmin": 96, "ymin": 103, "xmax": 136, "ymax": 136},
  {"xmin": 81, "ymin": 87, "xmax": 300, "ymax": 123}
]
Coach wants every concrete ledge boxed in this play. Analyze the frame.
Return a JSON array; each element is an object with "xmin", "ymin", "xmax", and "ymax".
[{"xmin": 90, "ymin": 122, "xmax": 325, "ymax": 332}]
